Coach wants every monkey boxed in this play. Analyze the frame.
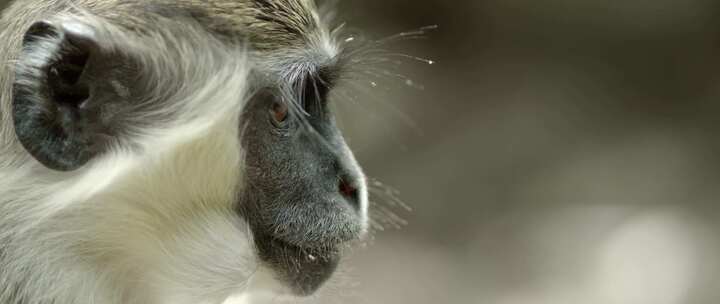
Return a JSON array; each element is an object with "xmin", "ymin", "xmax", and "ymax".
[{"xmin": 0, "ymin": 0, "xmax": 371, "ymax": 303}]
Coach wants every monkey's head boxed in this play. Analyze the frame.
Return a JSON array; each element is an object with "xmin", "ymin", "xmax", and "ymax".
[{"xmin": 2, "ymin": 0, "xmax": 368, "ymax": 300}]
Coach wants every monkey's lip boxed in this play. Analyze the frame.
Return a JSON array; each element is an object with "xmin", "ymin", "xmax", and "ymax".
[
  {"xmin": 263, "ymin": 196, "xmax": 365, "ymax": 248},
  {"xmin": 272, "ymin": 226, "xmax": 362, "ymax": 249}
]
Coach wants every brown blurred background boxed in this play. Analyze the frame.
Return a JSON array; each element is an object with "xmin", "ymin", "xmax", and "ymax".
[{"xmin": 3, "ymin": 1, "xmax": 720, "ymax": 303}]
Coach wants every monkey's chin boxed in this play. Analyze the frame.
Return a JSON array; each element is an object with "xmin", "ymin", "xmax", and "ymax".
[{"xmin": 253, "ymin": 233, "xmax": 341, "ymax": 296}]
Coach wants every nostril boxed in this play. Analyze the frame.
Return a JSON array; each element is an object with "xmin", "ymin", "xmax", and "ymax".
[{"xmin": 339, "ymin": 178, "xmax": 360, "ymax": 207}]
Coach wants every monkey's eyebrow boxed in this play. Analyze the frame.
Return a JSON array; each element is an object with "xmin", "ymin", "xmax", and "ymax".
[
  {"xmin": 295, "ymin": 70, "xmax": 333, "ymax": 100},
  {"xmin": 310, "ymin": 66, "xmax": 338, "ymax": 89}
]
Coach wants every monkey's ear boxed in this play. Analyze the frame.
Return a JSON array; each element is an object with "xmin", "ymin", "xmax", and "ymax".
[{"xmin": 13, "ymin": 20, "xmax": 110, "ymax": 171}]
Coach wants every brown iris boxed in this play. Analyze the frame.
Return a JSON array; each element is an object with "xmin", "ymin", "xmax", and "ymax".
[{"xmin": 271, "ymin": 101, "xmax": 289, "ymax": 125}]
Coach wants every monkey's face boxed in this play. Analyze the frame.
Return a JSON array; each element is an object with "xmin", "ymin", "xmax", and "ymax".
[
  {"xmin": 240, "ymin": 85, "xmax": 367, "ymax": 295},
  {"xmin": 6, "ymin": 1, "xmax": 369, "ymax": 300}
]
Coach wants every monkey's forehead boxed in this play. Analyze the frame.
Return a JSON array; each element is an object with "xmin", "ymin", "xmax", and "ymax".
[
  {"xmin": 189, "ymin": 0, "xmax": 324, "ymax": 50},
  {"xmin": 103, "ymin": 0, "xmax": 326, "ymax": 51},
  {"xmin": 76, "ymin": 0, "xmax": 341, "ymax": 84}
]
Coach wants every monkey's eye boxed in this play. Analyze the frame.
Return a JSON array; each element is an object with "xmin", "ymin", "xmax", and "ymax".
[{"xmin": 270, "ymin": 101, "xmax": 289, "ymax": 126}]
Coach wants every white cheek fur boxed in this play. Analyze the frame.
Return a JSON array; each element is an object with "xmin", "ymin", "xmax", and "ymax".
[{"xmin": 0, "ymin": 109, "xmax": 260, "ymax": 304}]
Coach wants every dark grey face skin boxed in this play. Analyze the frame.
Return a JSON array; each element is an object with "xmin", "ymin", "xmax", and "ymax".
[{"xmin": 239, "ymin": 84, "xmax": 365, "ymax": 295}]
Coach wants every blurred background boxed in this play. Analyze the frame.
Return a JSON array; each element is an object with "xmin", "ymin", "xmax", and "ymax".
[
  {"xmin": 331, "ymin": 0, "xmax": 720, "ymax": 303},
  {"xmin": 3, "ymin": 0, "xmax": 720, "ymax": 303}
]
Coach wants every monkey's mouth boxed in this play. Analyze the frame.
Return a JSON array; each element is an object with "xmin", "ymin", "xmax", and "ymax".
[
  {"xmin": 253, "ymin": 232, "xmax": 342, "ymax": 296},
  {"xmin": 245, "ymin": 196, "xmax": 362, "ymax": 295},
  {"xmin": 253, "ymin": 192, "xmax": 366, "ymax": 248},
  {"xmin": 239, "ymin": 183, "xmax": 367, "ymax": 295}
]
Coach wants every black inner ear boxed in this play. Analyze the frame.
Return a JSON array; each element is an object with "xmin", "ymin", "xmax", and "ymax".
[
  {"xmin": 47, "ymin": 44, "xmax": 91, "ymax": 106},
  {"xmin": 12, "ymin": 21, "xmax": 104, "ymax": 171}
]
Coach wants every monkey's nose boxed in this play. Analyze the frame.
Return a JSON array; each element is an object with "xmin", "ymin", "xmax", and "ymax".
[{"xmin": 338, "ymin": 177, "xmax": 360, "ymax": 209}]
